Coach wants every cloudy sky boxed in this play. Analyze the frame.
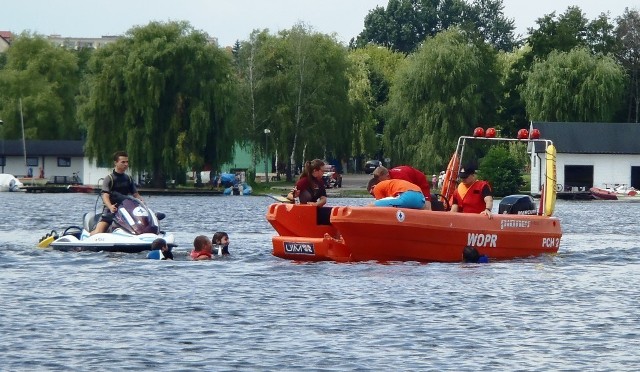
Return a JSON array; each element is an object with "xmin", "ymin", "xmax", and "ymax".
[{"xmin": 1, "ymin": 0, "xmax": 635, "ymax": 46}]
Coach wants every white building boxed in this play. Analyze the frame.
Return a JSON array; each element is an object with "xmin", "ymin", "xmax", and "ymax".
[
  {"xmin": 0, "ymin": 140, "xmax": 110, "ymax": 185},
  {"xmin": 529, "ymin": 122, "xmax": 640, "ymax": 195}
]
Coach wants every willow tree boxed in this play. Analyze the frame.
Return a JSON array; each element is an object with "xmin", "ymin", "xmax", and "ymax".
[
  {"xmin": 0, "ymin": 33, "xmax": 81, "ymax": 140},
  {"xmin": 80, "ymin": 21, "xmax": 237, "ymax": 186},
  {"xmin": 383, "ymin": 28, "xmax": 500, "ymax": 172},
  {"xmin": 521, "ymin": 48, "xmax": 625, "ymax": 122}
]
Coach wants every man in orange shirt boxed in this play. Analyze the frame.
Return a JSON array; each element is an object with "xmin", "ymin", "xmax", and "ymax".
[
  {"xmin": 367, "ymin": 178, "xmax": 426, "ymax": 209},
  {"xmin": 372, "ymin": 165, "xmax": 432, "ymax": 210}
]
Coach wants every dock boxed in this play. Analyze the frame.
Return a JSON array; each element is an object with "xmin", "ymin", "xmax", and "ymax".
[
  {"xmin": 21, "ymin": 185, "xmax": 75, "ymax": 193},
  {"xmin": 21, "ymin": 185, "xmax": 224, "ymax": 196}
]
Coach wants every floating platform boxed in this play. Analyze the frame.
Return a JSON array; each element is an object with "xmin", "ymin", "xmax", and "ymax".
[{"xmin": 22, "ymin": 185, "xmax": 77, "ymax": 193}]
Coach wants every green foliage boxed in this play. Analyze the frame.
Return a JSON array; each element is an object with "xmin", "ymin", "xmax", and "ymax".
[
  {"xmin": 527, "ymin": 7, "xmax": 589, "ymax": 60},
  {"xmin": 496, "ymin": 47, "xmax": 531, "ymax": 136},
  {"xmin": 384, "ymin": 28, "xmax": 500, "ymax": 172},
  {"xmin": 239, "ymin": 24, "xmax": 351, "ymax": 179},
  {"xmin": 479, "ymin": 145, "xmax": 524, "ymax": 197},
  {"xmin": 80, "ymin": 21, "xmax": 238, "ymax": 186},
  {"xmin": 353, "ymin": 0, "xmax": 471, "ymax": 53},
  {"xmin": 233, "ymin": 29, "xmax": 275, "ymax": 175},
  {"xmin": 0, "ymin": 32, "xmax": 82, "ymax": 140},
  {"xmin": 615, "ymin": 8, "xmax": 640, "ymax": 123},
  {"xmin": 353, "ymin": 0, "xmax": 516, "ymax": 54},
  {"xmin": 347, "ymin": 45, "xmax": 405, "ymax": 160},
  {"xmin": 527, "ymin": 6, "xmax": 619, "ymax": 61},
  {"xmin": 468, "ymin": 0, "xmax": 518, "ymax": 52},
  {"xmin": 521, "ymin": 48, "xmax": 625, "ymax": 122}
]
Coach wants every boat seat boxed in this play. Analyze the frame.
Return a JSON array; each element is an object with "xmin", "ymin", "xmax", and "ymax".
[{"xmin": 83, "ymin": 212, "xmax": 101, "ymax": 232}]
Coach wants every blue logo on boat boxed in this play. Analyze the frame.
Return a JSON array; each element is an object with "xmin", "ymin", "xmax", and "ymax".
[{"xmin": 284, "ymin": 242, "xmax": 315, "ymax": 254}]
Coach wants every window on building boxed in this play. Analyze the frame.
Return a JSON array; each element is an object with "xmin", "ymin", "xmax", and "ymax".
[
  {"xmin": 58, "ymin": 157, "xmax": 71, "ymax": 167},
  {"xmin": 26, "ymin": 156, "xmax": 39, "ymax": 167}
]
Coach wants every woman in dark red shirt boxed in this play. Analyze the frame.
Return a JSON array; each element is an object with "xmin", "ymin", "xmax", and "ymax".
[{"xmin": 291, "ymin": 159, "xmax": 327, "ymax": 207}]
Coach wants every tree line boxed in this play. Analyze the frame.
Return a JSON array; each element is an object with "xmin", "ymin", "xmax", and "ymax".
[{"xmin": 0, "ymin": 1, "xmax": 638, "ymax": 186}]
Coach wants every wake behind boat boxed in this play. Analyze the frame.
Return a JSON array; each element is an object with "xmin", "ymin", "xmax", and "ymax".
[
  {"xmin": 38, "ymin": 192, "xmax": 175, "ymax": 253},
  {"xmin": 266, "ymin": 128, "xmax": 562, "ymax": 263}
]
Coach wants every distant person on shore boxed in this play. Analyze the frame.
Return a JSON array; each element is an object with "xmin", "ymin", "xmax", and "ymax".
[
  {"xmin": 287, "ymin": 159, "xmax": 327, "ymax": 206},
  {"xmin": 190, "ymin": 235, "xmax": 213, "ymax": 260},
  {"xmin": 367, "ymin": 178, "xmax": 426, "ymax": 209},
  {"xmin": 147, "ymin": 238, "xmax": 174, "ymax": 260},
  {"xmin": 450, "ymin": 164, "xmax": 493, "ymax": 218},
  {"xmin": 373, "ymin": 165, "xmax": 431, "ymax": 210},
  {"xmin": 91, "ymin": 151, "xmax": 144, "ymax": 235},
  {"xmin": 212, "ymin": 231, "xmax": 231, "ymax": 256},
  {"xmin": 438, "ymin": 171, "xmax": 445, "ymax": 189}
]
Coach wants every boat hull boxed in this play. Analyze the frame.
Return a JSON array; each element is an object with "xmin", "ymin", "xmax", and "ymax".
[
  {"xmin": 267, "ymin": 204, "xmax": 561, "ymax": 263},
  {"xmin": 49, "ymin": 231, "xmax": 176, "ymax": 253},
  {"xmin": 589, "ymin": 187, "xmax": 618, "ymax": 200}
]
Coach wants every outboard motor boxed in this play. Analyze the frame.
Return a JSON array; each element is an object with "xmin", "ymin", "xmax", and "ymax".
[{"xmin": 499, "ymin": 195, "xmax": 537, "ymax": 215}]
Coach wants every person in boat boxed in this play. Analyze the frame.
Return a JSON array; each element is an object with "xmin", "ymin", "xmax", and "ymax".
[
  {"xmin": 147, "ymin": 238, "xmax": 174, "ymax": 260},
  {"xmin": 372, "ymin": 165, "xmax": 432, "ymax": 210},
  {"xmin": 367, "ymin": 177, "xmax": 426, "ymax": 209},
  {"xmin": 287, "ymin": 159, "xmax": 327, "ymax": 206},
  {"xmin": 190, "ymin": 235, "xmax": 213, "ymax": 260},
  {"xmin": 212, "ymin": 231, "xmax": 230, "ymax": 256},
  {"xmin": 450, "ymin": 164, "xmax": 493, "ymax": 218},
  {"xmin": 91, "ymin": 151, "xmax": 145, "ymax": 235}
]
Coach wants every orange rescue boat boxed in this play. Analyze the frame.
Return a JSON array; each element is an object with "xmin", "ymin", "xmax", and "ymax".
[{"xmin": 266, "ymin": 129, "xmax": 562, "ymax": 263}]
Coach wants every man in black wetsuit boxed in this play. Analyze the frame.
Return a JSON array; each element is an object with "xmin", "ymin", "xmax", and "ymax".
[{"xmin": 90, "ymin": 151, "xmax": 144, "ymax": 235}]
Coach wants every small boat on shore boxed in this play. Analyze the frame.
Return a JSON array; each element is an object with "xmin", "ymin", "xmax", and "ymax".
[
  {"xmin": 266, "ymin": 129, "xmax": 562, "ymax": 263},
  {"xmin": 67, "ymin": 184, "xmax": 99, "ymax": 193},
  {"xmin": 614, "ymin": 185, "xmax": 637, "ymax": 197},
  {"xmin": 589, "ymin": 187, "xmax": 618, "ymax": 200}
]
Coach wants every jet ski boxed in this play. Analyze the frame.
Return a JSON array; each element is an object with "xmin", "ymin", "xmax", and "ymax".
[{"xmin": 37, "ymin": 192, "xmax": 176, "ymax": 253}]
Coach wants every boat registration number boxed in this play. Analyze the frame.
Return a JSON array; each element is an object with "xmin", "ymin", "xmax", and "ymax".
[{"xmin": 542, "ymin": 237, "xmax": 560, "ymax": 248}]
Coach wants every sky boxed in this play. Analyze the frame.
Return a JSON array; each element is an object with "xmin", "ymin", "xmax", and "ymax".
[{"xmin": 1, "ymin": 0, "xmax": 636, "ymax": 47}]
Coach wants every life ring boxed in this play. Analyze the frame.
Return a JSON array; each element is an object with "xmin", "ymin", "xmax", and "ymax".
[{"xmin": 440, "ymin": 152, "xmax": 460, "ymax": 210}]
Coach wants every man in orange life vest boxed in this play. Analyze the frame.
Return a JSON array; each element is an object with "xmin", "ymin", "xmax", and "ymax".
[{"xmin": 450, "ymin": 165, "xmax": 493, "ymax": 218}]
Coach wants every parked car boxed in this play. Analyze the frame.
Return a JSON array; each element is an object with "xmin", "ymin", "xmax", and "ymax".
[
  {"xmin": 364, "ymin": 160, "xmax": 382, "ymax": 174},
  {"xmin": 322, "ymin": 164, "xmax": 342, "ymax": 188}
]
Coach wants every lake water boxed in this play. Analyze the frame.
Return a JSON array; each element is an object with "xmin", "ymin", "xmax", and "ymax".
[{"xmin": 1, "ymin": 192, "xmax": 639, "ymax": 371}]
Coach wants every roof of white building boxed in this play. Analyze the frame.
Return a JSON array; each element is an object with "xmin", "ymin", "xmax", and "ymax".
[{"xmin": 531, "ymin": 122, "xmax": 640, "ymax": 155}]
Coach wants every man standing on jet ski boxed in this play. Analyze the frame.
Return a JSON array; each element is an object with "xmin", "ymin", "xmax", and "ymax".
[{"xmin": 90, "ymin": 151, "xmax": 144, "ymax": 235}]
